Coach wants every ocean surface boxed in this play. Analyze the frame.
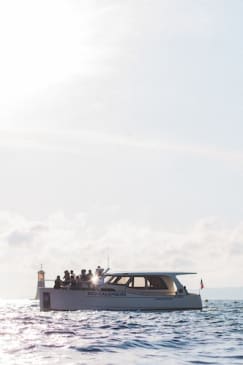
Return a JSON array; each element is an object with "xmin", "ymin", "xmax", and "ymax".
[{"xmin": 0, "ymin": 300, "xmax": 243, "ymax": 365}]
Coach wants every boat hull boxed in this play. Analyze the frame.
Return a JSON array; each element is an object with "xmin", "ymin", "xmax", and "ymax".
[{"xmin": 39, "ymin": 288, "xmax": 202, "ymax": 311}]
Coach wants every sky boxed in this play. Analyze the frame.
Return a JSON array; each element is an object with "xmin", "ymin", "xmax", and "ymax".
[{"xmin": 0, "ymin": 0, "xmax": 243, "ymax": 299}]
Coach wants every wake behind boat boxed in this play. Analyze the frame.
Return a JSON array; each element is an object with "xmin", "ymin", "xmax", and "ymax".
[{"xmin": 38, "ymin": 268, "xmax": 202, "ymax": 311}]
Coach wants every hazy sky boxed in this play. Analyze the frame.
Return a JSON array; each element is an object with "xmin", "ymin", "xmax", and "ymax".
[{"xmin": 0, "ymin": 0, "xmax": 243, "ymax": 299}]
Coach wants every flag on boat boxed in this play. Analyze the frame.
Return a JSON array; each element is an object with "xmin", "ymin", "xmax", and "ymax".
[{"xmin": 200, "ymin": 279, "xmax": 204, "ymax": 289}]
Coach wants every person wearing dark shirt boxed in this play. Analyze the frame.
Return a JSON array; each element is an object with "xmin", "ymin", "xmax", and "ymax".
[
  {"xmin": 87, "ymin": 269, "xmax": 93, "ymax": 288},
  {"xmin": 70, "ymin": 275, "xmax": 76, "ymax": 289},
  {"xmin": 63, "ymin": 270, "xmax": 70, "ymax": 286},
  {"xmin": 54, "ymin": 275, "xmax": 62, "ymax": 289}
]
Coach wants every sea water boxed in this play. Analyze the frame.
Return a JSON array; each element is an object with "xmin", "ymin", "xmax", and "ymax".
[{"xmin": 0, "ymin": 300, "xmax": 242, "ymax": 365}]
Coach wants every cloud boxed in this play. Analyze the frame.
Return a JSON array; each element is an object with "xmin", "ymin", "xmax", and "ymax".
[
  {"xmin": 0, "ymin": 210, "xmax": 242, "ymax": 299},
  {"xmin": 7, "ymin": 230, "xmax": 34, "ymax": 247},
  {"xmin": 0, "ymin": 0, "xmax": 224, "ymax": 118},
  {"xmin": 1, "ymin": 128, "xmax": 243, "ymax": 169}
]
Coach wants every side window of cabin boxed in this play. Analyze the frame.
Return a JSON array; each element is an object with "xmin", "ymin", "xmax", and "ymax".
[
  {"xmin": 115, "ymin": 276, "xmax": 130, "ymax": 286},
  {"xmin": 132, "ymin": 277, "xmax": 146, "ymax": 288},
  {"xmin": 146, "ymin": 276, "xmax": 168, "ymax": 289},
  {"xmin": 109, "ymin": 276, "xmax": 118, "ymax": 284},
  {"xmin": 109, "ymin": 276, "xmax": 131, "ymax": 286},
  {"xmin": 105, "ymin": 276, "xmax": 112, "ymax": 283}
]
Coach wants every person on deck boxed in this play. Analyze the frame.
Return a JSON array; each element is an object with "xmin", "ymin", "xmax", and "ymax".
[
  {"xmin": 70, "ymin": 275, "xmax": 76, "ymax": 289},
  {"xmin": 54, "ymin": 275, "xmax": 62, "ymax": 289},
  {"xmin": 63, "ymin": 270, "xmax": 70, "ymax": 286},
  {"xmin": 95, "ymin": 265, "xmax": 104, "ymax": 277},
  {"xmin": 87, "ymin": 269, "xmax": 93, "ymax": 288},
  {"xmin": 80, "ymin": 269, "xmax": 88, "ymax": 288},
  {"xmin": 95, "ymin": 266, "xmax": 105, "ymax": 286}
]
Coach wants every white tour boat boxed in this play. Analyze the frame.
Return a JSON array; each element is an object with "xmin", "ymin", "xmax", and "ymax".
[{"xmin": 38, "ymin": 270, "xmax": 202, "ymax": 311}]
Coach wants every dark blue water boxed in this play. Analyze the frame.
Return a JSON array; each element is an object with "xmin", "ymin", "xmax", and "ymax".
[{"xmin": 0, "ymin": 300, "xmax": 243, "ymax": 364}]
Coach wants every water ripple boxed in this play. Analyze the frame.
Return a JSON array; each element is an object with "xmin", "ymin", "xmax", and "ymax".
[{"xmin": 0, "ymin": 300, "xmax": 243, "ymax": 364}]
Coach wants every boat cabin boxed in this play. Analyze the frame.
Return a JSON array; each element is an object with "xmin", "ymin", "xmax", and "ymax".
[{"xmin": 103, "ymin": 272, "xmax": 190, "ymax": 296}]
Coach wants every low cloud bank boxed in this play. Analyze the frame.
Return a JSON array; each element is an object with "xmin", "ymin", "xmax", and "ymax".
[{"xmin": 0, "ymin": 211, "xmax": 242, "ymax": 298}]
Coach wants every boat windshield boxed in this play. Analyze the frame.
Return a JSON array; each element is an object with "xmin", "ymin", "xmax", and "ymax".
[
  {"xmin": 104, "ymin": 275, "xmax": 112, "ymax": 283},
  {"xmin": 108, "ymin": 276, "xmax": 131, "ymax": 285}
]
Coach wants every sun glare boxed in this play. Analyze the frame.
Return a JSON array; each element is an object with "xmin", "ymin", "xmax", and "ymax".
[
  {"xmin": 91, "ymin": 275, "xmax": 99, "ymax": 285},
  {"xmin": 0, "ymin": 1, "xmax": 96, "ymax": 108}
]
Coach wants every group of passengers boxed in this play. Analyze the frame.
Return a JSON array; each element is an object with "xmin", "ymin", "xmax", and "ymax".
[{"xmin": 54, "ymin": 266, "xmax": 105, "ymax": 289}]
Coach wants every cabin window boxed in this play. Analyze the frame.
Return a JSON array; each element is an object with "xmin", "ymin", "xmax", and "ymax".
[
  {"xmin": 146, "ymin": 276, "xmax": 168, "ymax": 289},
  {"xmin": 104, "ymin": 276, "xmax": 112, "ymax": 283},
  {"xmin": 132, "ymin": 276, "xmax": 146, "ymax": 288},
  {"xmin": 108, "ymin": 276, "xmax": 118, "ymax": 284},
  {"xmin": 108, "ymin": 276, "xmax": 130, "ymax": 286},
  {"xmin": 115, "ymin": 276, "xmax": 130, "ymax": 285}
]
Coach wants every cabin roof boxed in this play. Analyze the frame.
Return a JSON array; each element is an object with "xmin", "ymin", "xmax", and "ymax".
[{"xmin": 104, "ymin": 271, "xmax": 197, "ymax": 277}]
